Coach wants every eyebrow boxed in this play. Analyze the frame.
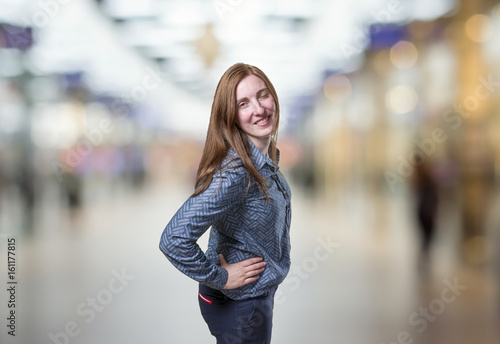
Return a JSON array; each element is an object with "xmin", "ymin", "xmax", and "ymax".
[{"xmin": 236, "ymin": 88, "xmax": 269, "ymax": 103}]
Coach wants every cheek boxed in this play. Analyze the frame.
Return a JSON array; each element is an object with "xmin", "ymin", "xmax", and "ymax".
[
  {"xmin": 237, "ymin": 110, "xmax": 252, "ymax": 126},
  {"xmin": 264, "ymin": 98, "xmax": 275, "ymax": 111}
]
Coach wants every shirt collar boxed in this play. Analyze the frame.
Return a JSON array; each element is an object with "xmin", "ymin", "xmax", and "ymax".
[
  {"xmin": 226, "ymin": 137, "xmax": 280, "ymax": 172},
  {"xmin": 246, "ymin": 138, "xmax": 279, "ymax": 172}
]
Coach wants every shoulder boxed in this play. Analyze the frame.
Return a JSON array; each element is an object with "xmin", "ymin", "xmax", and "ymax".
[
  {"xmin": 216, "ymin": 149, "xmax": 247, "ymax": 182},
  {"xmin": 202, "ymin": 161, "xmax": 247, "ymax": 203}
]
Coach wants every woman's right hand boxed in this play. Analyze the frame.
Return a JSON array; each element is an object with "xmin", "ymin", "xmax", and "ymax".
[{"xmin": 219, "ymin": 254, "xmax": 266, "ymax": 289}]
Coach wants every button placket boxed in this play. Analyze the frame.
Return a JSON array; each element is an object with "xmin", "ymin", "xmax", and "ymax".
[{"xmin": 275, "ymin": 174, "xmax": 288, "ymax": 200}]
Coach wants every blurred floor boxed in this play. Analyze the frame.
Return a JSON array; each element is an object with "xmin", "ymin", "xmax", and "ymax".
[{"xmin": 1, "ymin": 176, "xmax": 499, "ymax": 344}]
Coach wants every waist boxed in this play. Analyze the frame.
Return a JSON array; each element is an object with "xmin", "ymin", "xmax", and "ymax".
[{"xmin": 199, "ymin": 283, "xmax": 277, "ymax": 302}]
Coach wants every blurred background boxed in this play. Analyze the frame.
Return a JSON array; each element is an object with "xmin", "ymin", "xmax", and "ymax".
[{"xmin": 0, "ymin": 0, "xmax": 499, "ymax": 343}]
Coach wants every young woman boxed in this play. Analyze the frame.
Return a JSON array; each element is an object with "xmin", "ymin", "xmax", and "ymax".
[{"xmin": 159, "ymin": 63, "xmax": 291, "ymax": 343}]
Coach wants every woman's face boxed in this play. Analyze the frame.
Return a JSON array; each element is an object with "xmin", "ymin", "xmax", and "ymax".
[{"xmin": 235, "ymin": 74, "xmax": 275, "ymax": 148}]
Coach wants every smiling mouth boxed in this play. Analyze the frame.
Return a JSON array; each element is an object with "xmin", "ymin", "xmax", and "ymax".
[{"xmin": 255, "ymin": 115, "xmax": 270, "ymax": 126}]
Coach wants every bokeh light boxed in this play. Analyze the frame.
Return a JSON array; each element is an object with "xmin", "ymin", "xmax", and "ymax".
[
  {"xmin": 390, "ymin": 40, "xmax": 418, "ymax": 69},
  {"xmin": 465, "ymin": 14, "xmax": 493, "ymax": 42},
  {"xmin": 385, "ymin": 85, "xmax": 419, "ymax": 114},
  {"xmin": 323, "ymin": 74, "xmax": 352, "ymax": 103}
]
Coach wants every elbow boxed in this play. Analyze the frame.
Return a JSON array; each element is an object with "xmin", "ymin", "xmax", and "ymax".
[
  {"xmin": 159, "ymin": 228, "xmax": 182, "ymax": 259},
  {"xmin": 159, "ymin": 231, "xmax": 172, "ymax": 257}
]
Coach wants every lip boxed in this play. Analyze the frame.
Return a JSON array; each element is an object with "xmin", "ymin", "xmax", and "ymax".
[{"xmin": 255, "ymin": 115, "xmax": 270, "ymax": 126}]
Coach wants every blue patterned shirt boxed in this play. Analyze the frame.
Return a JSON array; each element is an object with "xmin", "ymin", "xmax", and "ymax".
[{"xmin": 159, "ymin": 140, "xmax": 291, "ymax": 300}]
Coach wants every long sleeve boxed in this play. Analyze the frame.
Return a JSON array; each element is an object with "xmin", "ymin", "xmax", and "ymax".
[{"xmin": 159, "ymin": 167, "xmax": 247, "ymax": 290}]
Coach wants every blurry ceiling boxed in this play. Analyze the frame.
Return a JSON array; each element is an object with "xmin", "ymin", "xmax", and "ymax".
[{"xmin": 0, "ymin": 0, "xmax": 458, "ymax": 134}]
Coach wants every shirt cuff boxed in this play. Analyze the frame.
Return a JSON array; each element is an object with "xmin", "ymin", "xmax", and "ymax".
[{"xmin": 205, "ymin": 265, "xmax": 228, "ymax": 290}]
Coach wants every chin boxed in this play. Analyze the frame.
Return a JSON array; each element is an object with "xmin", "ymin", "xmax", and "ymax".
[{"xmin": 257, "ymin": 127, "xmax": 274, "ymax": 137}]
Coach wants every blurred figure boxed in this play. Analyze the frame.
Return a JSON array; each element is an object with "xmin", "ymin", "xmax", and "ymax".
[
  {"xmin": 122, "ymin": 143, "xmax": 147, "ymax": 189},
  {"xmin": 412, "ymin": 159, "xmax": 439, "ymax": 275},
  {"xmin": 59, "ymin": 145, "xmax": 83, "ymax": 216},
  {"xmin": 457, "ymin": 123, "xmax": 496, "ymax": 265}
]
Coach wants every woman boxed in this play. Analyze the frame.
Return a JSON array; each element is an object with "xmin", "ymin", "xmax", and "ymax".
[{"xmin": 159, "ymin": 63, "xmax": 292, "ymax": 343}]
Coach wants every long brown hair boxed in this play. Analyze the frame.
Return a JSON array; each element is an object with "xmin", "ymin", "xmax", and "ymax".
[{"xmin": 192, "ymin": 63, "xmax": 280, "ymax": 199}]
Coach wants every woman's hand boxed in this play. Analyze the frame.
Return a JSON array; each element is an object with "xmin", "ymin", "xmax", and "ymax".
[{"xmin": 219, "ymin": 254, "xmax": 266, "ymax": 290}]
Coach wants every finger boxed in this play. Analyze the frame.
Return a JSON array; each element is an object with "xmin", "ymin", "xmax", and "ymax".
[
  {"xmin": 243, "ymin": 276, "xmax": 259, "ymax": 286},
  {"xmin": 219, "ymin": 254, "xmax": 227, "ymax": 265},
  {"xmin": 255, "ymin": 261, "xmax": 267, "ymax": 269},
  {"xmin": 246, "ymin": 267, "xmax": 265, "ymax": 277},
  {"xmin": 244, "ymin": 261, "xmax": 266, "ymax": 273},
  {"xmin": 241, "ymin": 257, "xmax": 264, "ymax": 267}
]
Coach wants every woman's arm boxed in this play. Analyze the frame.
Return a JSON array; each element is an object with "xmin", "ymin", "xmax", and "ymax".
[{"xmin": 159, "ymin": 168, "xmax": 263, "ymax": 290}]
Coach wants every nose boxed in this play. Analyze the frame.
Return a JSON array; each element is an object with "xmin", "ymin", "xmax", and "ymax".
[{"xmin": 251, "ymin": 99, "xmax": 265, "ymax": 115}]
